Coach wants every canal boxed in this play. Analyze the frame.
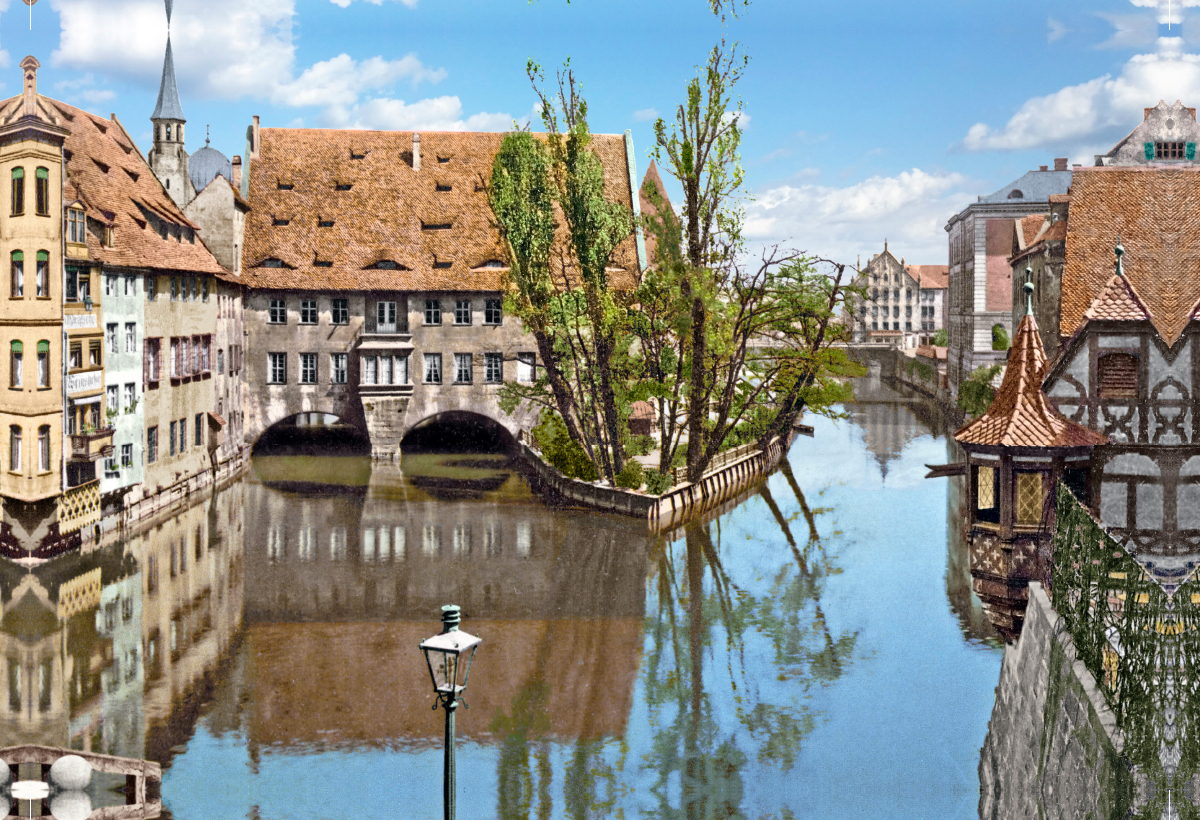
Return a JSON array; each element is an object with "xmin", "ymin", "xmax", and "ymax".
[{"xmin": 4, "ymin": 381, "xmax": 1007, "ymax": 819}]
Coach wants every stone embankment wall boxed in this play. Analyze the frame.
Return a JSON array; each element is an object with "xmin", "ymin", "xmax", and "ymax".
[
  {"xmin": 977, "ymin": 582, "xmax": 1134, "ymax": 820},
  {"xmin": 517, "ymin": 431, "xmax": 795, "ymax": 530}
]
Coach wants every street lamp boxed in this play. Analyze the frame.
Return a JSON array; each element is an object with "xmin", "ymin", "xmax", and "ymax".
[{"xmin": 419, "ymin": 604, "xmax": 481, "ymax": 820}]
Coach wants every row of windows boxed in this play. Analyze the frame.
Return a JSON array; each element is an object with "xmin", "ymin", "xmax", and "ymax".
[
  {"xmin": 265, "ymin": 520, "xmax": 533, "ymax": 564},
  {"xmin": 10, "ymin": 251, "xmax": 49, "ymax": 298},
  {"xmin": 265, "ymin": 298, "xmax": 503, "ymax": 326},
  {"xmin": 4, "ymin": 424, "xmax": 52, "ymax": 474},
  {"xmin": 8, "ymin": 341, "xmax": 51, "ymax": 388},
  {"xmin": 870, "ymin": 321, "xmax": 912, "ymax": 332},
  {"xmin": 265, "ymin": 351, "xmax": 536, "ymax": 386},
  {"xmin": 145, "ymin": 414, "xmax": 205, "ymax": 464},
  {"xmin": 168, "ymin": 276, "xmax": 209, "ymax": 303},
  {"xmin": 103, "ymin": 443, "xmax": 136, "ymax": 478},
  {"xmin": 11, "ymin": 167, "xmax": 51, "ymax": 218},
  {"xmin": 869, "ymin": 288, "xmax": 911, "ymax": 302},
  {"xmin": 105, "ymin": 323, "xmax": 139, "ymax": 356}
]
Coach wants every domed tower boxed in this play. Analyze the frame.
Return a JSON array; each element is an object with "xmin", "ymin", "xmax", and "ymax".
[
  {"xmin": 147, "ymin": 0, "xmax": 194, "ymax": 208},
  {"xmin": 188, "ymin": 127, "xmax": 233, "ymax": 192}
]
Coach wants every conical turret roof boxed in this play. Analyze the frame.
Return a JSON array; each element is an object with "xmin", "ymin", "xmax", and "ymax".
[
  {"xmin": 151, "ymin": 35, "xmax": 185, "ymax": 122},
  {"xmin": 955, "ymin": 312, "xmax": 1107, "ymax": 449}
]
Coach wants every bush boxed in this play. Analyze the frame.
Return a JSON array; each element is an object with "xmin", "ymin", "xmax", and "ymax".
[
  {"xmin": 957, "ymin": 363, "xmax": 1003, "ymax": 418},
  {"xmin": 644, "ymin": 469, "xmax": 672, "ymax": 495},
  {"xmin": 991, "ymin": 324, "xmax": 1010, "ymax": 351},
  {"xmin": 932, "ymin": 328, "xmax": 948, "ymax": 347},
  {"xmin": 615, "ymin": 459, "xmax": 645, "ymax": 490},
  {"xmin": 532, "ymin": 410, "xmax": 599, "ymax": 481},
  {"xmin": 626, "ymin": 434, "xmax": 655, "ymax": 457}
]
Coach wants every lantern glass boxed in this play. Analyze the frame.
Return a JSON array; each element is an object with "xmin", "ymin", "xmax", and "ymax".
[{"xmin": 420, "ymin": 629, "xmax": 482, "ymax": 696}]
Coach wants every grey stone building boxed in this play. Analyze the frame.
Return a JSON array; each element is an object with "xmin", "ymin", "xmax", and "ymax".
[
  {"xmin": 944, "ymin": 159, "xmax": 1073, "ymax": 392},
  {"xmin": 237, "ymin": 123, "xmax": 644, "ymax": 458},
  {"xmin": 851, "ymin": 242, "xmax": 948, "ymax": 347},
  {"xmin": 1094, "ymin": 99, "xmax": 1198, "ymax": 166}
]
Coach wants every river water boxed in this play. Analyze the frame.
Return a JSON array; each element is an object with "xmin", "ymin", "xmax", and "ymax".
[{"xmin": 5, "ymin": 384, "xmax": 1007, "ymax": 819}]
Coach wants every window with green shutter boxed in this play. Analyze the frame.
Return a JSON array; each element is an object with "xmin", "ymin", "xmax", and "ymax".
[
  {"xmin": 10, "ymin": 167, "xmax": 23, "ymax": 215},
  {"xmin": 1189, "ymin": 143, "xmax": 1197, "ymax": 160},
  {"xmin": 35, "ymin": 167, "xmax": 48, "ymax": 215},
  {"xmin": 1145, "ymin": 142, "xmax": 1155, "ymax": 160}
]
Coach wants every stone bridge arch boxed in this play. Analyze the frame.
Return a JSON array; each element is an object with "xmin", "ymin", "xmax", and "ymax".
[
  {"xmin": 251, "ymin": 412, "xmax": 370, "ymax": 456},
  {"xmin": 361, "ymin": 390, "xmax": 538, "ymax": 459}
]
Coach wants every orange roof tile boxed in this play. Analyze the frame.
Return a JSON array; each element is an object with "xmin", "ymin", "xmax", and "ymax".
[
  {"xmin": 0, "ymin": 94, "xmax": 225, "ymax": 275},
  {"xmin": 242, "ymin": 128, "xmax": 639, "ymax": 293},
  {"xmin": 955, "ymin": 312, "xmax": 1107, "ymax": 448},
  {"xmin": 906, "ymin": 264, "xmax": 948, "ymax": 289},
  {"xmin": 1082, "ymin": 272, "xmax": 1151, "ymax": 322},
  {"xmin": 1016, "ymin": 215, "xmax": 1048, "ymax": 249},
  {"xmin": 1060, "ymin": 167, "xmax": 1200, "ymax": 345}
]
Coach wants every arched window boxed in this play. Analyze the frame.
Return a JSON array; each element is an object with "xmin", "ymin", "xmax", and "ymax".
[
  {"xmin": 10, "ymin": 167, "xmax": 23, "ymax": 215},
  {"xmin": 1008, "ymin": 189, "xmax": 1024, "ymax": 199},
  {"xmin": 37, "ymin": 425, "xmax": 49, "ymax": 472},
  {"xmin": 9, "ymin": 341, "xmax": 21, "ymax": 388},
  {"xmin": 35, "ymin": 167, "xmax": 48, "ymax": 215},
  {"xmin": 165, "ymin": 124, "xmax": 172, "ymax": 141},
  {"xmin": 1098, "ymin": 352, "xmax": 1139, "ymax": 399},
  {"xmin": 9, "ymin": 251, "xmax": 22, "ymax": 299},
  {"xmin": 35, "ymin": 251, "xmax": 47, "ymax": 297},
  {"xmin": 36, "ymin": 340, "xmax": 48, "ymax": 387},
  {"xmin": 9, "ymin": 425, "xmax": 21, "ymax": 472}
]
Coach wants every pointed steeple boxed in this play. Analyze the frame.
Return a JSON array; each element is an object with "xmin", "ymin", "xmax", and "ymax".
[{"xmin": 151, "ymin": 36, "xmax": 185, "ymax": 122}]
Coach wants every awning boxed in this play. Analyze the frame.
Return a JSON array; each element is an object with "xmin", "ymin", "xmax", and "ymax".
[
  {"xmin": 208, "ymin": 412, "xmax": 226, "ymax": 428},
  {"xmin": 70, "ymin": 395, "xmax": 103, "ymax": 406}
]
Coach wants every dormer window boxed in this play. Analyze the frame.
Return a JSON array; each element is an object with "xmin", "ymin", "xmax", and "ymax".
[
  {"xmin": 318, "ymin": 219, "xmax": 334, "ymax": 228},
  {"xmin": 103, "ymin": 226, "xmax": 114, "ymax": 248},
  {"xmin": 314, "ymin": 260, "xmax": 333, "ymax": 268},
  {"xmin": 437, "ymin": 156, "xmax": 450, "ymax": 164},
  {"xmin": 434, "ymin": 260, "xmax": 452, "ymax": 269},
  {"xmin": 422, "ymin": 222, "xmax": 452, "ymax": 231},
  {"xmin": 436, "ymin": 183, "xmax": 452, "ymax": 192},
  {"xmin": 92, "ymin": 159, "xmax": 109, "ymax": 175},
  {"xmin": 370, "ymin": 260, "xmax": 398, "ymax": 270},
  {"xmin": 66, "ymin": 207, "xmax": 85, "ymax": 243},
  {"xmin": 277, "ymin": 182, "xmax": 294, "ymax": 191},
  {"xmin": 263, "ymin": 258, "xmax": 284, "ymax": 268},
  {"xmin": 272, "ymin": 217, "xmax": 290, "ymax": 226},
  {"xmin": 335, "ymin": 183, "xmax": 352, "ymax": 191},
  {"xmin": 124, "ymin": 168, "xmax": 139, "ymax": 182},
  {"xmin": 1007, "ymin": 189, "xmax": 1023, "ymax": 199},
  {"xmin": 484, "ymin": 260, "xmax": 505, "ymax": 268},
  {"xmin": 350, "ymin": 151, "xmax": 366, "ymax": 160}
]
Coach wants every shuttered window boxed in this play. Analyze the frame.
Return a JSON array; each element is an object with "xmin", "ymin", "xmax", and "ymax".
[{"xmin": 1098, "ymin": 353, "xmax": 1138, "ymax": 399}]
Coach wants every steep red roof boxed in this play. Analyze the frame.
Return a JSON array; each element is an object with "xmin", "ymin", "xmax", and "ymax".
[
  {"xmin": 955, "ymin": 313, "xmax": 1107, "ymax": 448},
  {"xmin": 906, "ymin": 264, "xmax": 948, "ymax": 289},
  {"xmin": 639, "ymin": 159, "xmax": 674, "ymax": 267},
  {"xmin": 1060, "ymin": 167, "xmax": 1200, "ymax": 345},
  {"xmin": 1083, "ymin": 273, "xmax": 1151, "ymax": 322}
]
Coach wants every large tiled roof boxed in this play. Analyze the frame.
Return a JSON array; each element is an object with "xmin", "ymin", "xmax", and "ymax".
[
  {"xmin": 0, "ymin": 94, "xmax": 224, "ymax": 274},
  {"xmin": 1061, "ymin": 167, "xmax": 1200, "ymax": 345},
  {"xmin": 241, "ymin": 128, "xmax": 640, "ymax": 293},
  {"xmin": 905, "ymin": 264, "xmax": 948, "ymax": 289},
  {"xmin": 955, "ymin": 313, "xmax": 1107, "ymax": 449}
]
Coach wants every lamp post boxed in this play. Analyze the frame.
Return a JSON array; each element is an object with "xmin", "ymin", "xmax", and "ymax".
[{"xmin": 419, "ymin": 604, "xmax": 481, "ymax": 820}]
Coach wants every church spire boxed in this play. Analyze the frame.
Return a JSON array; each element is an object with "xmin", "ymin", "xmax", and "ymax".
[{"xmin": 151, "ymin": 35, "xmax": 185, "ymax": 122}]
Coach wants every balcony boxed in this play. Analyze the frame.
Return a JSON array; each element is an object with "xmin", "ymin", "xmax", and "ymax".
[
  {"xmin": 70, "ymin": 426, "xmax": 114, "ymax": 462},
  {"xmin": 363, "ymin": 320, "xmax": 410, "ymax": 336}
]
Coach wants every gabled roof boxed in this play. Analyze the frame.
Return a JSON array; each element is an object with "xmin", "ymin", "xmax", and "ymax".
[
  {"xmin": 639, "ymin": 159, "xmax": 674, "ymax": 267},
  {"xmin": 1060, "ymin": 167, "xmax": 1200, "ymax": 345},
  {"xmin": 242, "ymin": 128, "xmax": 640, "ymax": 292},
  {"xmin": 1082, "ymin": 272, "xmax": 1151, "ymax": 322},
  {"xmin": 906, "ymin": 264, "xmax": 948, "ymax": 289},
  {"xmin": 955, "ymin": 312, "xmax": 1107, "ymax": 449}
]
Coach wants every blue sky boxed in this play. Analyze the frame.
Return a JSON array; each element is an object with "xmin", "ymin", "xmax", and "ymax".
[{"xmin": 2, "ymin": 0, "xmax": 1197, "ymax": 265}]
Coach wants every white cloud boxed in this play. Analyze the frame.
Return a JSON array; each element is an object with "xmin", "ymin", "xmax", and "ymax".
[
  {"xmin": 1047, "ymin": 18, "xmax": 1070, "ymax": 42},
  {"xmin": 272, "ymin": 54, "xmax": 445, "ymax": 107},
  {"xmin": 744, "ymin": 168, "xmax": 969, "ymax": 267},
  {"xmin": 1096, "ymin": 12, "xmax": 1159, "ymax": 48},
  {"xmin": 962, "ymin": 37, "xmax": 1200, "ymax": 152},
  {"xmin": 632, "ymin": 107, "xmax": 658, "ymax": 122},
  {"xmin": 324, "ymin": 96, "xmax": 513, "ymax": 131},
  {"xmin": 1128, "ymin": 0, "xmax": 1200, "ymax": 25},
  {"xmin": 723, "ymin": 110, "xmax": 749, "ymax": 129},
  {"xmin": 327, "ymin": 0, "xmax": 418, "ymax": 6}
]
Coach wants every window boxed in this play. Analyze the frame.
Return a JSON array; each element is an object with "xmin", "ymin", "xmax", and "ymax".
[
  {"xmin": 125, "ymin": 274, "xmax": 134, "ymax": 296},
  {"xmin": 144, "ymin": 338, "xmax": 161, "ymax": 384},
  {"xmin": 362, "ymin": 356, "xmax": 377, "ymax": 385},
  {"xmin": 1016, "ymin": 472, "xmax": 1044, "ymax": 525},
  {"xmin": 169, "ymin": 421, "xmax": 177, "ymax": 457},
  {"xmin": 9, "ymin": 426, "xmax": 20, "ymax": 472},
  {"xmin": 202, "ymin": 278, "xmax": 209, "ymax": 302},
  {"xmin": 170, "ymin": 276, "xmax": 178, "ymax": 301},
  {"xmin": 67, "ymin": 208, "xmax": 85, "ymax": 242},
  {"xmin": 1098, "ymin": 353, "xmax": 1139, "ymax": 399},
  {"xmin": 905, "ymin": 321, "xmax": 912, "ymax": 331},
  {"xmin": 217, "ymin": 349, "xmax": 224, "ymax": 374},
  {"xmin": 10, "ymin": 251, "xmax": 22, "ymax": 298},
  {"xmin": 195, "ymin": 413, "xmax": 203, "ymax": 447},
  {"xmin": 396, "ymin": 355, "xmax": 409, "ymax": 384},
  {"xmin": 106, "ymin": 384, "xmax": 118, "ymax": 415},
  {"xmin": 517, "ymin": 353, "xmax": 535, "ymax": 383},
  {"xmin": 105, "ymin": 274, "xmax": 116, "ymax": 296},
  {"xmin": 38, "ymin": 426, "xmax": 49, "ymax": 472},
  {"xmin": 191, "ymin": 277, "xmax": 198, "ymax": 301},
  {"xmin": 35, "ymin": 251, "xmax": 47, "ymax": 297},
  {"xmin": 871, "ymin": 321, "xmax": 878, "ymax": 330},
  {"xmin": 484, "ymin": 299, "xmax": 502, "ymax": 325},
  {"xmin": 318, "ymin": 219, "xmax": 334, "ymax": 228},
  {"xmin": 121, "ymin": 443, "xmax": 133, "ymax": 468},
  {"xmin": 64, "ymin": 269, "xmax": 88, "ymax": 302},
  {"xmin": 169, "ymin": 338, "xmax": 179, "ymax": 378},
  {"xmin": 974, "ymin": 465, "xmax": 999, "ymax": 524},
  {"xmin": 376, "ymin": 301, "xmax": 397, "ymax": 330},
  {"xmin": 146, "ymin": 276, "xmax": 156, "ymax": 300},
  {"xmin": 425, "ymin": 299, "xmax": 441, "ymax": 325},
  {"xmin": 455, "ymin": 300, "xmax": 471, "ymax": 325},
  {"xmin": 106, "ymin": 323, "xmax": 118, "ymax": 354},
  {"xmin": 332, "ymin": 298, "xmax": 348, "ymax": 324},
  {"xmin": 179, "ymin": 418, "xmax": 187, "ymax": 453},
  {"xmin": 147, "ymin": 426, "xmax": 158, "ymax": 463},
  {"xmin": 69, "ymin": 342, "xmax": 81, "ymax": 370},
  {"xmin": 9, "ymin": 341, "xmax": 20, "ymax": 387},
  {"xmin": 124, "ymin": 383, "xmax": 135, "ymax": 412},
  {"xmin": 269, "ymin": 299, "xmax": 286, "ymax": 324},
  {"xmin": 424, "ymin": 352, "xmax": 442, "ymax": 384},
  {"xmin": 36, "ymin": 341, "xmax": 48, "ymax": 387},
  {"xmin": 125, "ymin": 323, "xmax": 136, "ymax": 354},
  {"xmin": 331, "ymin": 353, "xmax": 347, "ymax": 384},
  {"xmin": 300, "ymin": 353, "xmax": 317, "ymax": 384},
  {"xmin": 380, "ymin": 355, "xmax": 393, "ymax": 385},
  {"xmin": 300, "ymin": 300, "xmax": 318, "ymax": 324},
  {"xmin": 10, "ymin": 168, "xmax": 23, "ymax": 215},
  {"xmin": 1154, "ymin": 141, "xmax": 1188, "ymax": 160},
  {"xmin": 269, "ymin": 352, "xmax": 287, "ymax": 384},
  {"xmin": 454, "ymin": 353, "xmax": 472, "ymax": 384},
  {"xmin": 485, "ymin": 352, "xmax": 502, "ymax": 383}
]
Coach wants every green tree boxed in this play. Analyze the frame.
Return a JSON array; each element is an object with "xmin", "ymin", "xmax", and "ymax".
[{"xmin": 932, "ymin": 328, "xmax": 948, "ymax": 347}]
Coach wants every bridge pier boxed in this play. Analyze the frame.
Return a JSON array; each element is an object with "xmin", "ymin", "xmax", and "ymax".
[{"xmin": 361, "ymin": 396, "xmax": 411, "ymax": 459}]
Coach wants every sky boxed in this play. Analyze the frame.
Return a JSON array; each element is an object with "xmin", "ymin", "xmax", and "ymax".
[{"xmin": 1, "ymin": 0, "xmax": 1197, "ymax": 268}]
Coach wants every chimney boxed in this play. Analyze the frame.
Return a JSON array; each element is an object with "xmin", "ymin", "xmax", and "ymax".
[
  {"xmin": 1039, "ymin": 165, "xmax": 1048, "ymax": 172},
  {"xmin": 250, "ymin": 115, "xmax": 261, "ymax": 160},
  {"xmin": 20, "ymin": 56, "xmax": 39, "ymax": 118},
  {"xmin": 232, "ymin": 155, "xmax": 242, "ymax": 189},
  {"xmin": 1053, "ymin": 158, "xmax": 1068, "ymax": 171},
  {"xmin": 413, "ymin": 133, "xmax": 421, "ymax": 172}
]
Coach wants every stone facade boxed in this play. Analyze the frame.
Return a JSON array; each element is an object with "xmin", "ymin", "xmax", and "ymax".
[
  {"xmin": 1094, "ymin": 99, "xmax": 1199, "ymax": 166},
  {"xmin": 978, "ymin": 583, "xmax": 1134, "ymax": 819}
]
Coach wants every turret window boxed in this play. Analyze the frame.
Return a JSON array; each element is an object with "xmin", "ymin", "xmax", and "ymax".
[
  {"xmin": 974, "ymin": 465, "xmax": 999, "ymax": 524},
  {"xmin": 1015, "ymin": 472, "xmax": 1044, "ymax": 525},
  {"xmin": 10, "ymin": 251, "xmax": 22, "ymax": 298},
  {"xmin": 35, "ymin": 168, "xmax": 48, "ymax": 216},
  {"xmin": 165, "ymin": 124, "xmax": 172, "ymax": 140},
  {"xmin": 10, "ymin": 168, "xmax": 23, "ymax": 215}
]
